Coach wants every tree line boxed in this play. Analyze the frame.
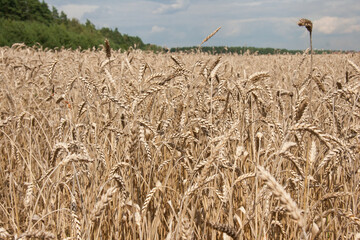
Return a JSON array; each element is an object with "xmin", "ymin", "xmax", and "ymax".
[{"xmin": 169, "ymin": 46, "xmax": 336, "ymax": 55}]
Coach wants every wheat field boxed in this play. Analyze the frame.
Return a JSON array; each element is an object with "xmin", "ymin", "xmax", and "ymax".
[{"xmin": 0, "ymin": 43, "xmax": 360, "ymax": 239}]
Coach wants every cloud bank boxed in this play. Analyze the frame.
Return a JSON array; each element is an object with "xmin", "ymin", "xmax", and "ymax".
[{"xmin": 315, "ymin": 16, "xmax": 360, "ymax": 34}]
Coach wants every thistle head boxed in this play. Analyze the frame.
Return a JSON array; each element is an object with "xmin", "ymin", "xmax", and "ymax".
[{"xmin": 298, "ymin": 18, "xmax": 313, "ymax": 33}]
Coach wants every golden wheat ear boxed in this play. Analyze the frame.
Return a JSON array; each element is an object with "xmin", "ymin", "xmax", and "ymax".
[{"xmin": 199, "ymin": 26, "xmax": 222, "ymax": 47}]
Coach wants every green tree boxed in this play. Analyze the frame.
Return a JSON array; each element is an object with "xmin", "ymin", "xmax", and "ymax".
[
  {"xmin": 52, "ymin": 6, "xmax": 59, "ymax": 21},
  {"xmin": 59, "ymin": 11, "xmax": 68, "ymax": 23}
]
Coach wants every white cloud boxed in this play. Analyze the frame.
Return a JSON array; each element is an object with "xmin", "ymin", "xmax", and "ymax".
[
  {"xmin": 58, "ymin": 4, "xmax": 99, "ymax": 20},
  {"xmin": 314, "ymin": 17, "xmax": 360, "ymax": 34},
  {"xmin": 153, "ymin": 0, "xmax": 190, "ymax": 14},
  {"xmin": 233, "ymin": 1, "xmax": 263, "ymax": 7},
  {"xmin": 151, "ymin": 25, "xmax": 165, "ymax": 33},
  {"xmin": 223, "ymin": 17, "xmax": 297, "ymax": 37}
]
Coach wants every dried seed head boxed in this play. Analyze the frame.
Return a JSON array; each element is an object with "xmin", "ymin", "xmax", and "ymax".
[
  {"xmin": 298, "ymin": 18, "xmax": 313, "ymax": 33},
  {"xmin": 206, "ymin": 221, "xmax": 239, "ymax": 239},
  {"xmin": 104, "ymin": 39, "xmax": 111, "ymax": 58},
  {"xmin": 294, "ymin": 97, "xmax": 308, "ymax": 122}
]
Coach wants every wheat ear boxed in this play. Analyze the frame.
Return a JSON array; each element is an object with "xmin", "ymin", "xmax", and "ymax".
[
  {"xmin": 0, "ymin": 228, "xmax": 10, "ymax": 239},
  {"xmin": 206, "ymin": 221, "xmax": 239, "ymax": 239},
  {"xmin": 199, "ymin": 26, "xmax": 221, "ymax": 47},
  {"xmin": 91, "ymin": 187, "xmax": 118, "ymax": 221},
  {"xmin": 141, "ymin": 186, "xmax": 160, "ymax": 216},
  {"xmin": 18, "ymin": 229, "xmax": 55, "ymax": 239},
  {"xmin": 257, "ymin": 166, "xmax": 305, "ymax": 229}
]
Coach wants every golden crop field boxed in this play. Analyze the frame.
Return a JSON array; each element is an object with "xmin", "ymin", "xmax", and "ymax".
[{"xmin": 0, "ymin": 43, "xmax": 360, "ymax": 239}]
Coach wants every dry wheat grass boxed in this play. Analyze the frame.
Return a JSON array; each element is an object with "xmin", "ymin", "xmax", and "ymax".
[{"xmin": 0, "ymin": 43, "xmax": 359, "ymax": 239}]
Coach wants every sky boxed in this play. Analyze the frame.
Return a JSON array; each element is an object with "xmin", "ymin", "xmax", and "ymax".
[{"xmin": 44, "ymin": 0, "xmax": 360, "ymax": 51}]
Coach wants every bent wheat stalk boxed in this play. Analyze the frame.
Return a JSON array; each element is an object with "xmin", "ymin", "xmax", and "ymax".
[{"xmin": 298, "ymin": 18, "xmax": 314, "ymax": 118}]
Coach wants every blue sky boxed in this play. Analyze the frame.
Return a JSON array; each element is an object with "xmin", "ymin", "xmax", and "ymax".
[{"xmin": 44, "ymin": 0, "xmax": 360, "ymax": 50}]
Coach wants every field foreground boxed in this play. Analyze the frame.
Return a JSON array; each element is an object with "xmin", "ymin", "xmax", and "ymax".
[{"xmin": 1, "ymin": 45, "xmax": 360, "ymax": 239}]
